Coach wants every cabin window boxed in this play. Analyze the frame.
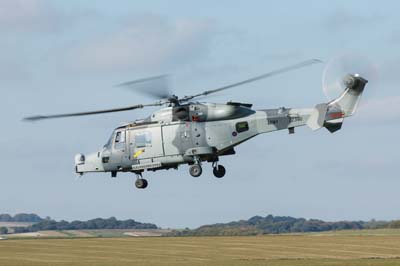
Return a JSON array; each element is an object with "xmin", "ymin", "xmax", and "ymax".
[
  {"xmin": 114, "ymin": 131, "xmax": 125, "ymax": 149},
  {"xmin": 236, "ymin": 121, "xmax": 249, "ymax": 133},
  {"xmin": 135, "ymin": 131, "xmax": 152, "ymax": 148}
]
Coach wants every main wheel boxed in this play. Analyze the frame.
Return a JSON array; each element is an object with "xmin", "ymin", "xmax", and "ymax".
[
  {"xmin": 135, "ymin": 178, "xmax": 148, "ymax": 189},
  {"xmin": 213, "ymin": 165, "xmax": 226, "ymax": 178},
  {"xmin": 189, "ymin": 164, "xmax": 202, "ymax": 177}
]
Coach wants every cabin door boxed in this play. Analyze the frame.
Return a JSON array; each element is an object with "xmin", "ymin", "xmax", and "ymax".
[{"xmin": 130, "ymin": 127, "xmax": 164, "ymax": 162}]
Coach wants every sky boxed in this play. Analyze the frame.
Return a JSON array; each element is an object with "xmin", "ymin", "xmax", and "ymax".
[{"xmin": 1, "ymin": 0, "xmax": 400, "ymax": 228}]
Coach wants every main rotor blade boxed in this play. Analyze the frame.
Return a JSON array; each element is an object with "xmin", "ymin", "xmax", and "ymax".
[
  {"xmin": 23, "ymin": 102, "xmax": 163, "ymax": 122},
  {"xmin": 116, "ymin": 75, "xmax": 172, "ymax": 100},
  {"xmin": 180, "ymin": 59, "xmax": 322, "ymax": 102}
]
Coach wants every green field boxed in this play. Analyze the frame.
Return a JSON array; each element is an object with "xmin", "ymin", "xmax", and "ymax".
[{"xmin": 1, "ymin": 233, "xmax": 400, "ymax": 266}]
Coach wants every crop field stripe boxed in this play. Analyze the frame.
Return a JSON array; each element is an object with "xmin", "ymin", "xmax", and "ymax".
[{"xmin": 1, "ymin": 235, "xmax": 400, "ymax": 266}]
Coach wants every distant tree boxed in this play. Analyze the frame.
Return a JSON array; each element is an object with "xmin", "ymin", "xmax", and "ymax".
[
  {"xmin": 363, "ymin": 219, "xmax": 388, "ymax": 229},
  {"xmin": 13, "ymin": 227, "xmax": 28, "ymax": 234},
  {"xmin": 13, "ymin": 213, "xmax": 43, "ymax": 222},
  {"xmin": 389, "ymin": 220, "xmax": 400, "ymax": 229},
  {"xmin": 248, "ymin": 216, "xmax": 264, "ymax": 226},
  {"xmin": 165, "ymin": 215, "xmax": 372, "ymax": 237},
  {"xmin": 0, "ymin": 227, "xmax": 8, "ymax": 234},
  {"xmin": 0, "ymin": 214, "xmax": 12, "ymax": 222},
  {"xmin": 19, "ymin": 217, "xmax": 157, "ymax": 232}
]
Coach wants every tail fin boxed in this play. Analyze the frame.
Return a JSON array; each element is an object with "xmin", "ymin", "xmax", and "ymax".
[
  {"xmin": 329, "ymin": 75, "xmax": 368, "ymax": 116},
  {"xmin": 307, "ymin": 74, "xmax": 368, "ymax": 133}
]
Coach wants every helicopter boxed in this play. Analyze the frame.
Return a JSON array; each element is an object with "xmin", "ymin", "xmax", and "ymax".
[{"xmin": 24, "ymin": 59, "xmax": 368, "ymax": 189}]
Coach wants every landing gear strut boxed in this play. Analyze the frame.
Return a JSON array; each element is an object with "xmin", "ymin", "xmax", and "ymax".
[
  {"xmin": 212, "ymin": 163, "xmax": 226, "ymax": 178},
  {"xmin": 135, "ymin": 173, "xmax": 148, "ymax": 189}
]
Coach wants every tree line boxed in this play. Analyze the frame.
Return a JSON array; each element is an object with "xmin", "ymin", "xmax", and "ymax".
[
  {"xmin": 2, "ymin": 213, "xmax": 400, "ymax": 236},
  {"xmin": 0, "ymin": 213, "xmax": 44, "ymax": 223},
  {"xmin": 166, "ymin": 215, "xmax": 400, "ymax": 237},
  {"xmin": 12, "ymin": 217, "xmax": 158, "ymax": 233},
  {"xmin": 0, "ymin": 213, "xmax": 158, "ymax": 234}
]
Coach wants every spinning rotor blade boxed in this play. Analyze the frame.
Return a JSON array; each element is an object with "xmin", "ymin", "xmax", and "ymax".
[
  {"xmin": 116, "ymin": 75, "xmax": 172, "ymax": 100},
  {"xmin": 322, "ymin": 54, "xmax": 377, "ymax": 100},
  {"xmin": 180, "ymin": 59, "xmax": 322, "ymax": 102},
  {"xmin": 23, "ymin": 102, "xmax": 163, "ymax": 122},
  {"xmin": 23, "ymin": 59, "xmax": 322, "ymax": 122}
]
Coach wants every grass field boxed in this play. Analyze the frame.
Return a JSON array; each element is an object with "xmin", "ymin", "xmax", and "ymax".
[{"xmin": 1, "ymin": 233, "xmax": 400, "ymax": 266}]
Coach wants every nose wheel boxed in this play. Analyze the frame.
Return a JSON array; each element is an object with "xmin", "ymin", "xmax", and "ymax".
[{"xmin": 134, "ymin": 173, "xmax": 148, "ymax": 189}]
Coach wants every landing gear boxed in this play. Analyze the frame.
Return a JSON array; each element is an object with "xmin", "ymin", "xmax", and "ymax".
[
  {"xmin": 213, "ymin": 164, "xmax": 226, "ymax": 178},
  {"xmin": 189, "ymin": 156, "xmax": 203, "ymax": 177},
  {"xmin": 189, "ymin": 164, "xmax": 202, "ymax": 177},
  {"xmin": 135, "ymin": 178, "xmax": 148, "ymax": 189},
  {"xmin": 134, "ymin": 173, "xmax": 148, "ymax": 189}
]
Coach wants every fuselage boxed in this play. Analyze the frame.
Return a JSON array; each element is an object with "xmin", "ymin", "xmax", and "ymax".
[{"xmin": 75, "ymin": 102, "xmax": 314, "ymax": 175}]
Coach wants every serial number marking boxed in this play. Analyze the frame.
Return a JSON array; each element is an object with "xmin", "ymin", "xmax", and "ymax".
[
  {"xmin": 289, "ymin": 117, "xmax": 303, "ymax": 123},
  {"xmin": 267, "ymin": 117, "xmax": 303, "ymax": 125}
]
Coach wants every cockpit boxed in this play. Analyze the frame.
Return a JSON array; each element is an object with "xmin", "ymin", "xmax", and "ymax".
[
  {"xmin": 103, "ymin": 133, "xmax": 113, "ymax": 149},
  {"xmin": 103, "ymin": 128, "xmax": 126, "ymax": 150}
]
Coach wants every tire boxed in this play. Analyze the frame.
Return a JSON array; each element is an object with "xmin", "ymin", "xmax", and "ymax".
[
  {"xmin": 142, "ymin": 179, "xmax": 148, "ymax": 189},
  {"xmin": 189, "ymin": 164, "xmax": 202, "ymax": 177},
  {"xmin": 213, "ymin": 165, "xmax": 226, "ymax": 178},
  {"xmin": 135, "ymin": 178, "xmax": 148, "ymax": 189}
]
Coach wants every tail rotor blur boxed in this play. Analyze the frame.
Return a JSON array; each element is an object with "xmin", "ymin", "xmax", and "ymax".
[{"xmin": 322, "ymin": 54, "xmax": 378, "ymax": 101}]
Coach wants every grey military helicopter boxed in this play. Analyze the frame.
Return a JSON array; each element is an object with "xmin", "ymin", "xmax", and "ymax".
[{"xmin": 24, "ymin": 59, "xmax": 368, "ymax": 189}]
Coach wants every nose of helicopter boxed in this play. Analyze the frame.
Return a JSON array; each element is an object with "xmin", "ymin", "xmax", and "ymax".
[{"xmin": 74, "ymin": 152, "xmax": 104, "ymax": 174}]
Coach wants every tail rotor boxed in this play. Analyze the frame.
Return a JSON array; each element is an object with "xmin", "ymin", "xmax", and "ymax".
[{"xmin": 322, "ymin": 54, "xmax": 378, "ymax": 101}]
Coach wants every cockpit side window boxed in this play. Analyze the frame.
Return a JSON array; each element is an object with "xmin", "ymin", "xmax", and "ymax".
[{"xmin": 114, "ymin": 130, "xmax": 126, "ymax": 149}]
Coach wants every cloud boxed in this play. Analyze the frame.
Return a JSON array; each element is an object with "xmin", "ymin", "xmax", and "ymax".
[
  {"xmin": 0, "ymin": 38, "xmax": 33, "ymax": 81},
  {"xmin": 0, "ymin": 0, "xmax": 92, "ymax": 34},
  {"xmin": 324, "ymin": 9, "xmax": 384, "ymax": 31},
  {"xmin": 378, "ymin": 58, "xmax": 400, "ymax": 85},
  {"xmin": 313, "ymin": 155, "xmax": 397, "ymax": 179},
  {"xmin": 61, "ymin": 15, "xmax": 218, "ymax": 74},
  {"xmin": 0, "ymin": 0, "xmax": 57, "ymax": 32},
  {"xmin": 0, "ymin": 1, "xmax": 86, "ymax": 80},
  {"xmin": 0, "ymin": 55, "xmax": 30, "ymax": 81},
  {"xmin": 357, "ymin": 96, "xmax": 400, "ymax": 124}
]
